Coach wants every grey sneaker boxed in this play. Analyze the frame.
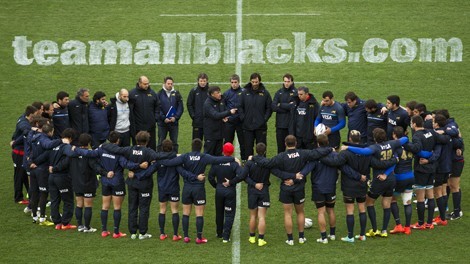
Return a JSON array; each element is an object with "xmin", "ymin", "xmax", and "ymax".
[
  {"xmin": 77, "ymin": 225, "xmax": 86, "ymax": 232},
  {"xmin": 83, "ymin": 227, "xmax": 97, "ymax": 233},
  {"xmin": 139, "ymin": 233, "xmax": 152, "ymax": 240}
]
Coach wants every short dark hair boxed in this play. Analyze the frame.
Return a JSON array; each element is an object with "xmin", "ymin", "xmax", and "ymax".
[
  {"xmin": 164, "ymin": 76, "xmax": 174, "ymax": 83},
  {"xmin": 61, "ymin": 128, "xmax": 77, "ymax": 140},
  {"xmin": 393, "ymin": 126, "xmax": 404, "ymax": 138},
  {"xmin": 230, "ymin": 74, "xmax": 240, "ymax": 82},
  {"xmin": 42, "ymin": 124, "xmax": 54, "ymax": 135},
  {"xmin": 32, "ymin": 101, "xmax": 43, "ymax": 111},
  {"xmin": 197, "ymin": 73, "xmax": 208, "ymax": 81},
  {"xmin": 297, "ymin": 86, "xmax": 309, "ymax": 94},
  {"xmin": 25, "ymin": 105, "xmax": 38, "ymax": 117},
  {"xmin": 284, "ymin": 135, "xmax": 297, "ymax": 147},
  {"xmin": 162, "ymin": 139, "xmax": 173, "ymax": 152},
  {"xmin": 415, "ymin": 103, "xmax": 427, "ymax": 113},
  {"xmin": 344, "ymin": 92, "xmax": 358, "ymax": 101},
  {"xmin": 322, "ymin": 91, "xmax": 334, "ymax": 99},
  {"xmin": 93, "ymin": 91, "xmax": 106, "ymax": 103},
  {"xmin": 405, "ymin": 100, "xmax": 417, "ymax": 110},
  {"xmin": 192, "ymin": 138, "xmax": 203, "ymax": 152},
  {"xmin": 255, "ymin": 142, "xmax": 266, "ymax": 155},
  {"xmin": 283, "ymin": 73, "xmax": 294, "ymax": 81},
  {"xmin": 250, "ymin": 73, "xmax": 261, "ymax": 82},
  {"xmin": 208, "ymin": 86, "xmax": 221, "ymax": 95},
  {"xmin": 365, "ymin": 99, "xmax": 378, "ymax": 110},
  {"xmin": 317, "ymin": 134, "xmax": 329, "ymax": 147},
  {"xmin": 349, "ymin": 130, "xmax": 361, "ymax": 143},
  {"xmin": 30, "ymin": 116, "xmax": 49, "ymax": 128},
  {"xmin": 108, "ymin": 131, "xmax": 120, "ymax": 144},
  {"xmin": 372, "ymin": 128, "xmax": 387, "ymax": 143},
  {"xmin": 387, "ymin": 95, "xmax": 400, "ymax": 106},
  {"xmin": 434, "ymin": 114, "xmax": 447, "ymax": 128},
  {"xmin": 411, "ymin": 115, "xmax": 424, "ymax": 128},
  {"xmin": 135, "ymin": 131, "xmax": 150, "ymax": 145},
  {"xmin": 56, "ymin": 91, "xmax": 69, "ymax": 101},
  {"xmin": 434, "ymin": 109, "xmax": 450, "ymax": 119},
  {"xmin": 78, "ymin": 133, "xmax": 92, "ymax": 147}
]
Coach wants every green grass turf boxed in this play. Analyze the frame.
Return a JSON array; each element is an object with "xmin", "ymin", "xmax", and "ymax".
[{"xmin": 0, "ymin": 0, "xmax": 469, "ymax": 263}]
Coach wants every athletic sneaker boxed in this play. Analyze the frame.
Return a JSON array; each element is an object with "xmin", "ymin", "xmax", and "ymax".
[
  {"xmin": 285, "ymin": 240, "xmax": 294, "ymax": 246},
  {"xmin": 55, "ymin": 224, "xmax": 63, "ymax": 230},
  {"xmin": 404, "ymin": 227, "xmax": 411, "ymax": 235},
  {"xmin": 379, "ymin": 231, "xmax": 388, "ymax": 238},
  {"xmin": 39, "ymin": 219, "xmax": 54, "ymax": 227},
  {"xmin": 102, "ymin": 231, "xmax": 111, "ymax": 238},
  {"xmin": 83, "ymin": 227, "xmax": 97, "ymax": 233},
  {"xmin": 424, "ymin": 223, "xmax": 434, "ymax": 229},
  {"xmin": 341, "ymin": 236, "xmax": 354, "ymax": 243},
  {"xmin": 172, "ymin": 235, "xmax": 182, "ymax": 241},
  {"xmin": 354, "ymin": 235, "xmax": 366, "ymax": 241},
  {"xmin": 258, "ymin": 239, "xmax": 267, "ymax": 247},
  {"xmin": 316, "ymin": 238, "xmax": 328, "ymax": 244},
  {"xmin": 249, "ymin": 236, "xmax": 256, "ymax": 244},
  {"xmin": 299, "ymin": 237, "xmax": 307, "ymax": 244},
  {"xmin": 131, "ymin": 234, "xmax": 137, "ymax": 240},
  {"xmin": 24, "ymin": 207, "xmax": 32, "ymax": 214},
  {"xmin": 61, "ymin": 224, "xmax": 77, "ymax": 230},
  {"xmin": 18, "ymin": 199, "xmax": 29, "ymax": 205},
  {"xmin": 365, "ymin": 229, "xmax": 380, "ymax": 237},
  {"xmin": 77, "ymin": 225, "xmax": 86, "ymax": 232},
  {"xmin": 160, "ymin": 234, "xmax": 168, "ymax": 241},
  {"xmin": 411, "ymin": 223, "xmax": 426, "ymax": 230},
  {"xmin": 196, "ymin": 237, "xmax": 208, "ymax": 244},
  {"xmin": 433, "ymin": 217, "xmax": 448, "ymax": 226},
  {"xmin": 390, "ymin": 224, "xmax": 405, "ymax": 234},
  {"xmin": 183, "ymin": 237, "xmax": 191, "ymax": 243},
  {"xmin": 450, "ymin": 211, "xmax": 463, "ymax": 220},
  {"xmin": 113, "ymin": 232, "xmax": 127, "ymax": 239},
  {"xmin": 328, "ymin": 235, "xmax": 336, "ymax": 241},
  {"xmin": 222, "ymin": 239, "xmax": 230, "ymax": 243},
  {"xmin": 139, "ymin": 233, "xmax": 152, "ymax": 240}
]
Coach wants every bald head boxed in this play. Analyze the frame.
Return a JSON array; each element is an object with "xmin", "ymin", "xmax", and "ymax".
[
  {"xmin": 138, "ymin": 76, "xmax": 150, "ymax": 90},
  {"xmin": 118, "ymin": 88, "xmax": 129, "ymax": 103}
]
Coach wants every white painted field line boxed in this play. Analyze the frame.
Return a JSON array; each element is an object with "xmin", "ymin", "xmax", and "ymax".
[
  {"xmin": 150, "ymin": 81, "xmax": 328, "ymax": 86},
  {"xmin": 160, "ymin": 13, "xmax": 320, "ymax": 17},
  {"xmin": 232, "ymin": 1, "xmax": 243, "ymax": 264}
]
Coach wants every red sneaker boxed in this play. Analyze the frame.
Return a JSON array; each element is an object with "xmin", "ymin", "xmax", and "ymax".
[
  {"xmin": 173, "ymin": 235, "xmax": 182, "ymax": 241},
  {"xmin": 411, "ymin": 222, "xmax": 426, "ymax": 230},
  {"xmin": 404, "ymin": 226, "xmax": 411, "ymax": 235},
  {"xmin": 55, "ymin": 224, "xmax": 63, "ymax": 230},
  {"xmin": 184, "ymin": 237, "xmax": 191, "ymax": 243},
  {"xmin": 113, "ymin": 232, "xmax": 127, "ymax": 239},
  {"xmin": 390, "ymin": 224, "xmax": 405, "ymax": 234},
  {"xmin": 101, "ymin": 231, "xmax": 111, "ymax": 238},
  {"xmin": 425, "ymin": 223, "xmax": 434, "ymax": 229},
  {"xmin": 61, "ymin": 224, "xmax": 77, "ymax": 230},
  {"xmin": 160, "ymin": 234, "xmax": 168, "ymax": 241},
  {"xmin": 18, "ymin": 200, "xmax": 29, "ymax": 205},
  {"xmin": 196, "ymin": 237, "xmax": 208, "ymax": 244}
]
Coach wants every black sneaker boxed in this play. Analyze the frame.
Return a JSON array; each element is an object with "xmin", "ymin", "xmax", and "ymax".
[{"xmin": 450, "ymin": 211, "xmax": 463, "ymax": 221}]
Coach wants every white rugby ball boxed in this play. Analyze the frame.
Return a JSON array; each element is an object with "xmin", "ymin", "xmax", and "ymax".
[
  {"xmin": 315, "ymin": 123, "xmax": 327, "ymax": 136},
  {"xmin": 304, "ymin": 217, "xmax": 313, "ymax": 229}
]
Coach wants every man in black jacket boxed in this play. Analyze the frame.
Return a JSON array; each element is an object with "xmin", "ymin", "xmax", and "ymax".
[
  {"xmin": 129, "ymin": 76, "xmax": 159, "ymax": 150},
  {"xmin": 272, "ymin": 74, "xmax": 297, "ymax": 153},
  {"xmin": 239, "ymin": 73, "xmax": 272, "ymax": 157},
  {"xmin": 52, "ymin": 91, "xmax": 70, "ymax": 139},
  {"xmin": 203, "ymin": 86, "xmax": 237, "ymax": 156},
  {"xmin": 68, "ymin": 88, "xmax": 90, "ymax": 134},
  {"xmin": 290, "ymin": 86, "xmax": 320, "ymax": 150},
  {"xmin": 187, "ymin": 73, "xmax": 209, "ymax": 140}
]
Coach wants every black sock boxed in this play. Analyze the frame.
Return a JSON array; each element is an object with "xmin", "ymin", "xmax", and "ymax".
[
  {"xmin": 172, "ymin": 213, "xmax": 179, "ymax": 236},
  {"xmin": 113, "ymin": 209, "xmax": 121, "ymax": 234},
  {"xmin": 437, "ymin": 197, "xmax": 446, "ymax": 220},
  {"xmin": 359, "ymin": 212, "xmax": 367, "ymax": 236},
  {"xmin": 391, "ymin": 202, "xmax": 401, "ymax": 225},
  {"xmin": 382, "ymin": 208, "xmax": 391, "ymax": 231},
  {"xmin": 84, "ymin": 207, "xmax": 92, "ymax": 228},
  {"xmin": 299, "ymin": 231, "xmax": 304, "ymax": 239},
  {"xmin": 75, "ymin": 206, "xmax": 83, "ymax": 226},
  {"xmin": 182, "ymin": 215, "xmax": 190, "ymax": 237},
  {"xmin": 159, "ymin": 213, "xmax": 166, "ymax": 234},
  {"xmin": 287, "ymin": 233, "xmax": 293, "ymax": 240},
  {"xmin": 346, "ymin": 214, "xmax": 354, "ymax": 238},
  {"xmin": 417, "ymin": 202, "xmax": 425, "ymax": 225},
  {"xmin": 367, "ymin": 206, "xmax": 377, "ymax": 231},
  {"xmin": 321, "ymin": 232, "xmax": 327, "ymax": 239},
  {"xmin": 453, "ymin": 191, "xmax": 462, "ymax": 215},
  {"xmin": 329, "ymin": 227, "xmax": 336, "ymax": 236},
  {"xmin": 101, "ymin": 209, "xmax": 108, "ymax": 231},
  {"xmin": 404, "ymin": 205, "xmax": 412, "ymax": 227},
  {"xmin": 258, "ymin": 234, "xmax": 264, "ymax": 239},
  {"xmin": 427, "ymin": 199, "xmax": 435, "ymax": 224},
  {"xmin": 250, "ymin": 232, "xmax": 255, "ymax": 237},
  {"xmin": 196, "ymin": 216, "xmax": 204, "ymax": 239}
]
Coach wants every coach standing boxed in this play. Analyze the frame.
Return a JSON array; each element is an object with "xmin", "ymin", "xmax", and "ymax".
[
  {"xmin": 68, "ymin": 88, "xmax": 90, "ymax": 134},
  {"xmin": 187, "ymin": 73, "xmax": 209, "ymax": 141},
  {"xmin": 130, "ymin": 76, "xmax": 159, "ymax": 150},
  {"xmin": 157, "ymin": 77, "xmax": 184, "ymax": 152}
]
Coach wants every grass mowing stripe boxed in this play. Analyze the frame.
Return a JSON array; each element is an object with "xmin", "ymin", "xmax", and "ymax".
[{"xmin": 159, "ymin": 13, "xmax": 320, "ymax": 17}]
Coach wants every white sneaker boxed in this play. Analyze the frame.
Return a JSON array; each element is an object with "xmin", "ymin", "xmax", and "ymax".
[
  {"xmin": 77, "ymin": 225, "xmax": 86, "ymax": 232},
  {"xmin": 46, "ymin": 201, "xmax": 51, "ymax": 207},
  {"xmin": 285, "ymin": 240, "xmax": 294, "ymax": 246},
  {"xmin": 24, "ymin": 207, "xmax": 32, "ymax": 214},
  {"xmin": 83, "ymin": 227, "xmax": 97, "ymax": 233},
  {"xmin": 299, "ymin": 237, "xmax": 307, "ymax": 244},
  {"xmin": 328, "ymin": 235, "xmax": 336, "ymax": 241},
  {"xmin": 316, "ymin": 238, "xmax": 328, "ymax": 244},
  {"xmin": 139, "ymin": 233, "xmax": 152, "ymax": 240},
  {"xmin": 131, "ymin": 234, "xmax": 137, "ymax": 240}
]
